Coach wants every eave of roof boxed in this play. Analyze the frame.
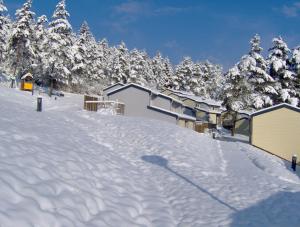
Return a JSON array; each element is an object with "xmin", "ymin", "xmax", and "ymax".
[
  {"xmin": 195, "ymin": 107, "xmax": 222, "ymax": 114},
  {"xmin": 180, "ymin": 96, "xmax": 222, "ymax": 107},
  {"xmin": 21, "ymin": 73, "xmax": 33, "ymax": 80},
  {"xmin": 103, "ymin": 83, "xmax": 125, "ymax": 91},
  {"xmin": 251, "ymin": 103, "xmax": 300, "ymax": 117},
  {"xmin": 155, "ymin": 93, "xmax": 183, "ymax": 104},
  {"xmin": 148, "ymin": 105, "xmax": 196, "ymax": 121},
  {"xmin": 107, "ymin": 83, "xmax": 183, "ymax": 104},
  {"xmin": 107, "ymin": 83, "xmax": 152, "ymax": 96}
]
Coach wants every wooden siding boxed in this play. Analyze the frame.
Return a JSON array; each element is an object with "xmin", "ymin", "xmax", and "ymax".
[
  {"xmin": 177, "ymin": 119, "xmax": 195, "ymax": 129},
  {"xmin": 251, "ymin": 107, "xmax": 300, "ymax": 163},
  {"xmin": 209, "ymin": 113, "xmax": 217, "ymax": 124},
  {"xmin": 183, "ymin": 99, "xmax": 196, "ymax": 108},
  {"xmin": 178, "ymin": 119, "xmax": 186, "ymax": 128},
  {"xmin": 186, "ymin": 120, "xmax": 195, "ymax": 130}
]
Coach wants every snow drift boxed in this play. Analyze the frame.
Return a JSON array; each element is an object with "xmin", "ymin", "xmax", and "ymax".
[{"xmin": 0, "ymin": 86, "xmax": 300, "ymax": 226}]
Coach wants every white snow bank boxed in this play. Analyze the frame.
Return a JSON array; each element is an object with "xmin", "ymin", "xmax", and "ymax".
[{"xmin": 0, "ymin": 86, "xmax": 300, "ymax": 226}]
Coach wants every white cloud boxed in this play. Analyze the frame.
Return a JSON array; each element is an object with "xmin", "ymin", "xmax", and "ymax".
[
  {"xmin": 114, "ymin": 1, "xmax": 149, "ymax": 15},
  {"xmin": 113, "ymin": 1, "xmax": 196, "ymax": 16},
  {"xmin": 164, "ymin": 40, "xmax": 179, "ymax": 49},
  {"xmin": 282, "ymin": 2, "xmax": 300, "ymax": 17},
  {"xmin": 154, "ymin": 6, "xmax": 191, "ymax": 15},
  {"xmin": 109, "ymin": 1, "xmax": 200, "ymax": 33}
]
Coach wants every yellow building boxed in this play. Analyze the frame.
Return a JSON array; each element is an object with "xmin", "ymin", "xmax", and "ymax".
[
  {"xmin": 20, "ymin": 73, "xmax": 34, "ymax": 91},
  {"xmin": 250, "ymin": 103, "xmax": 300, "ymax": 164}
]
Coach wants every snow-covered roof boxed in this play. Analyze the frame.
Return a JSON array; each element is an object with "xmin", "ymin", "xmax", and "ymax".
[
  {"xmin": 238, "ymin": 110, "xmax": 253, "ymax": 116},
  {"xmin": 107, "ymin": 83, "xmax": 183, "ymax": 104},
  {"xmin": 251, "ymin": 103, "xmax": 300, "ymax": 117},
  {"xmin": 181, "ymin": 95, "xmax": 222, "ymax": 107},
  {"xmin": 148, "ymin": 105, "xmax": 196, "ymax": 121},
  {"xmin": 221, "ymin": 109, "xmax": 252, "ymax": 115},
  {"xmin": 161, "ymin": 88, "xmax": 194, "ymax": 96},
  {"xmin": 163, "ymin": 89, "xmax": 222, "ymax": 107},
  {"xmin": 103, "ymin": 83, "xmax": 125, "ymax": 91},
  {"xmin": 21, "ymin": 73, "xmax": 33, "ymax": 80},
  {"xmin": 106, "ymin": 83, "xmax": 151, "ymax": 96},
  {"xmin": 195, "ymin": 107, "xmax": 222, "ymax": 114},
  {"xmin": 154, "ymin": 92, "xmax": 183, "ymax": 104}
]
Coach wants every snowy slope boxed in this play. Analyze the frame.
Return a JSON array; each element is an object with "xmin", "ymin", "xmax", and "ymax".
[{"xmin": 0, "ymin": 86, "xmax": 300, "ymax": 227}]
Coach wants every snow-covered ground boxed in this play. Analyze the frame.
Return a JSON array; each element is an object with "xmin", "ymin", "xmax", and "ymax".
[{"xmin": 0, "ymin": 85, "xmax": 300, "ymax": 227}]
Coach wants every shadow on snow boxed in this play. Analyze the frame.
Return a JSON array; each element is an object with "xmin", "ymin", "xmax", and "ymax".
[
  {"xmin": 230, "ymin": 191, "xmax": 300, "ymax": 226},
  {"xmin": 142, "ymin": 156, "xmax": 300, "ymax": 226},
  {"xmin": 141, "ymin": 155, "xmax": 237, "ymax": 212},
  {"xmin": 216, "ymin": 136, "xmax": 249, "ymax": 144}
]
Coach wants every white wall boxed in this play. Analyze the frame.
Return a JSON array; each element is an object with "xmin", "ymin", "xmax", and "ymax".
[
  {"xmin": 108, "ymin": 86, "xmax": 177, "ymax": 124},
  {"xmin": 152, "ymin": 95, "xmax": 171, "ymax": 111},
  {"xmin": 172, "ymin": 102, "xmax": 182, "ymax": 114}
]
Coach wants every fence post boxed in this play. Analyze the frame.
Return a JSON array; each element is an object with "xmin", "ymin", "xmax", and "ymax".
[
  {"xmin": 292, "ymin": 155, "xmax": 297, "ymax": 171},
  {"xmin": 37, "ymin": 97, "xmax": 42, "ymax": 112},
  {"xmin": 212, "ymin": 131, "xmax": 216, "ymax": 139},
  {"xmin": 83, "ymin": 95, "xmax": 86, "ymax": 110}
]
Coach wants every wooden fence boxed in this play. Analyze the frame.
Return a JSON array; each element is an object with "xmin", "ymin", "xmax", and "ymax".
[
  {"xmin": 84, "ymin": 95, "xmax": 99, "ymax": 111},
  {"xmin": 195, "ymin": 123, "xmax": 209, "ymax": 133},
  {"xmin": 84, "ymin": 95, "xmax": 125, "ymax": 115},
  {"xmin": 195, "ymin": 122, "xmax": 217, "ymax": 133}
]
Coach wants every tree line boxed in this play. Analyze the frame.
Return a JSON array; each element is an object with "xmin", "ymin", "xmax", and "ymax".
[{"xmin": 0, "ymin": 0, "xmax": 299, "ymax": 111}]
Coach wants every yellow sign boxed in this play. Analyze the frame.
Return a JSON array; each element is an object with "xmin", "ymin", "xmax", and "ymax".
[{"xmin": 23, "ymin": 82, "xmax": 33, "ymax": 91}]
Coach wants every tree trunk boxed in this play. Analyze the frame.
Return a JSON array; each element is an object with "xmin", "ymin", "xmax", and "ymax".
[
  {"xmin": 49, "ymin": 79, "xmax": 53, "ymax": 97},
  {"xmin": 11, "ymin": 64, "xmax": 18, "ymax": 89},
  {"xmin": 231, "ymin": 111, "xmax": 238, "ymax": 137}
]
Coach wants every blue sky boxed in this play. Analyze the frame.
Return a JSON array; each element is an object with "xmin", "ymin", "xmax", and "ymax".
[{"xmin": 5, "ymin": 0, "xmax": 300, "ymax": 70}]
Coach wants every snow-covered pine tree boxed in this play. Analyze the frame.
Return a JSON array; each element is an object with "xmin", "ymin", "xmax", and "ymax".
[
  {"xmin": 189, "ymin": 62, "xmax": 205, "ymax": 96},
  {"xmin": 86, "ymin": 28, "xmax": 106, "ymax": 89},
  {"xmin": 72, "ymin": 21, "xmax": 97, "ymax": 89},
  {"xmin": 152, "ymin": 52, "xmax": 175, "ymax": 89},
  {"xmin": 97, "ymin": 38, "xmax": 111, "ymax": 82},
  {"xmin": 128, "ymin": 49, "xmax": 147, "ymax": 85},
  {"xmin": 199, "ymin": 61, "xmax": 224, "ymax": 100},
  {"xmin": 246, "ymin": 34, "xmax": 277, "ymax": 109},
  {"xmin": 0, "ymin": 0, "xmax": 10, "ymax": 65},
  {"xmin": 223, "ymin": 62, "xmax": 252, "ymax": 112},
  {"xmin": 291, "ymin": 46, "xmax": 300, "ymax": 75},
  {"xmin": 268, "ymin": 36, "xmax": 298, "ymax": 106},
  {"xmin": 160, "ymin": 57, "xmax": 174, "ymax": 89},
  {"xmin": 110, "ymin": 41, "xmax": 129, "ymax": 84},
  {"xmin": 32, "ymin": 15, "xmax": 49, "ymax": 83},
  {"xmin": 172, "ymin": 57, "xmax": 193, "ymax": 91},
  {"xmin": 8, "ymin": 0, "xmax": 35, "ymax": 87},
  {"xmin": 140, "ymin": 50, "xmax": 155, "ymax": 87},
  {"xmin": 152, "ymin": 52, "xmax": 164, "ymax": 88},
  {"xmin": 48, "ymin": 0, "xmax": 74, "ymax": 88},
  {"xmin": 290, "ymin": 46, "xmax": 300, "ymax": 106}
]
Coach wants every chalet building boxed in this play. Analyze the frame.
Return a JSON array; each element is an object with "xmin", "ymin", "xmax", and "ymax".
[
  {"xmin": 105, "ymin": 83, "xmax": 196, "ymax": 129},
  {"xmin": 250, "ymin": 103, "xmax": 300, "ymax": 164},
  {"xmin": 161, "ymin": 88, "xmax": 223, "ymax": 132}
]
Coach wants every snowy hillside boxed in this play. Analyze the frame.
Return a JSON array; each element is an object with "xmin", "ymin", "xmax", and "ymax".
[{"xmin": 0, "ymin": 86, "xmax": 300, "ymax": 227}]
